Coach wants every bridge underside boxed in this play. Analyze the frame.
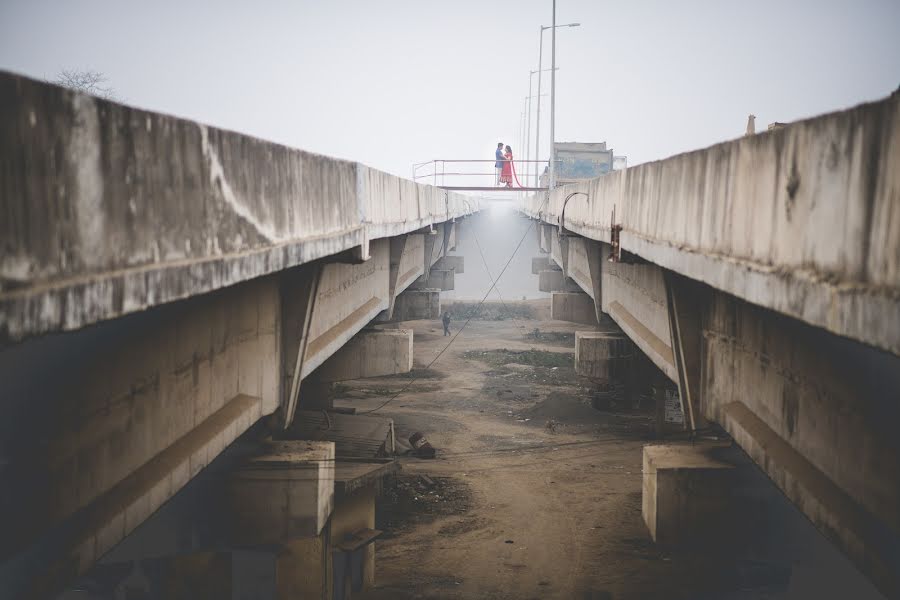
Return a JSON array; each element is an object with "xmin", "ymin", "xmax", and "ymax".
[
  {"xmin": 525, "ymin": 89, "xmax": 900, "ymax": 597},
  {"xmin": 0, "ymin": 72, "xmax": 474, "ymax": 597}
]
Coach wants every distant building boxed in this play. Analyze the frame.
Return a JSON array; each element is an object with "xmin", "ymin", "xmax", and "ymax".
[{"xmin": 541, "ymin": 141, "xmax": 623, "ymax": 187}]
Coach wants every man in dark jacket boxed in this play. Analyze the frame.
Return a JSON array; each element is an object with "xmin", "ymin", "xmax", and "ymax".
[
  {"xmin": 442, "ymin": 311, "xmax": 452, "ymax": 336},
  {"xmin": 495, "ymin": 142, "xmax": 504, "ymax": 186}
]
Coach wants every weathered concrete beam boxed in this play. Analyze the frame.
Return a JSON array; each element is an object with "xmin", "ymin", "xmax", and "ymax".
[
  {"xmin": 0, "ymin": 72, "xmax": 480, "ymax": 345},
  {"xmin": 550, "ymin": 292, "xmax": 598, "ymax": 326},
  {"xmin": 703, "ymin": 291, "xmax": 900, "ymax": 596},
  {"xmin": 392, "ymin": 289, "xmax": 440, "ymax": 321},
  {"xmin": 521, "ymin": 91, "xmax": 900, "ymax": 355},
  {"xmin": 313, "ymin": 329, "xmax": 413, "ymax": 383},
  {"xmin": 601, "ymin": 252, "xmax": 677, "ymax": 382},
  {"xmin": 1, "ymin": 394, "xmax": 263, "ymax": 598},
  {"xmin": 299, "ymin": 239, "xmax": 391, "ymax": 379}
]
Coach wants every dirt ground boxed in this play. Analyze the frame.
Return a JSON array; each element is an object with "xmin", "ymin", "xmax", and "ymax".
[{"xmin": 334, "ymin": 300, "xmax": 882, "ymax": 600}]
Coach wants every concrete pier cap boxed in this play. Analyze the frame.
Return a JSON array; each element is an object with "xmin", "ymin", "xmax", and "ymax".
[
  {"xmin": 314, "ymin": 329, "xmax": 413, "ymax": 383},
  {"xmin": 392, "ymin": 289, "xmax": 441, "ymax": 320},
  {"xmin": 550, "ymin": 291, "xmax": 598, "ymax": 326},
  {"xmin": 531, "ymin": 256, "xmax": 559, "ymax": 275},
  {"xmin": 225, "ymin": 440, "xmax": 335, "ymax": 544},
  {"xmin": 642, "ymin": 442, "xmax": 735, "ymax": 546},
  {"xmin": 539, "ymin": 269, "xmax": 581, "ymax": 293},
  {"xmin": 575, "ymin": 331, "xmax": 635, "ymax": 380}
]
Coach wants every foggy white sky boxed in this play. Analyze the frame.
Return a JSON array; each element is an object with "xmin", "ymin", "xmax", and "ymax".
[{"xmin": 2, "ymin": 0, "xmax": 899, "ymax": 178}]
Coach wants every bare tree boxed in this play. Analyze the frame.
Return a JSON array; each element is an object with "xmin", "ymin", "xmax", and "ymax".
[{"xmin": 55, "ymin": 69, "xmax": 118, "ymax": 100}]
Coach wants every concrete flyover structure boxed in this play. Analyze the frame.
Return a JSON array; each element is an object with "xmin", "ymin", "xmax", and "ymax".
[
  {"xmin": 521, "ymin": 91, "xmax": 900, "ymax": 597},
  {"xmin": 0, "ymin": 71, "xmax": 478, "ymax": 598}
]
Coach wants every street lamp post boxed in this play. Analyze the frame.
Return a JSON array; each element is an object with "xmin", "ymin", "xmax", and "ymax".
[
  {"xmin": 534, "ymin": 20, "xmax": 579, "ymax": 187},
  {"xmin": 527, "ymin": 69, "xmax": 553, "ymax": 185}
]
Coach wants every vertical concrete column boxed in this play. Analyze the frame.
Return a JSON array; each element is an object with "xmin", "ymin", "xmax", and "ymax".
[
  {"xmin": 275, "ymin": 533, "xmax": 330, "ymax": 600},
  {"xmin": 332, "ymin": 485, "xmax": 378, "ymax": 594}
]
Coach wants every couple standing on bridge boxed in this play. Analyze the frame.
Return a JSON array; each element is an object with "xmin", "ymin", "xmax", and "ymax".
[{"xmin": 494, "ymin": 142, "xmax": 517, "ymax": 188}]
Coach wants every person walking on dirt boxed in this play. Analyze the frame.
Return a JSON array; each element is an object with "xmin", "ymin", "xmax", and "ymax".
[{"xmin": 442, "ymin": 311, "xmax": 452, "ymax": 336}]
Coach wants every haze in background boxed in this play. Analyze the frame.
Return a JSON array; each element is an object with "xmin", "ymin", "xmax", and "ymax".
[
  {"xmin": 1, "ymin": 0, "xmax": 899, "ymax": 179},
  {"xmin": 444, "ymin": 202, "xmax": 547, "ymax": 302}
]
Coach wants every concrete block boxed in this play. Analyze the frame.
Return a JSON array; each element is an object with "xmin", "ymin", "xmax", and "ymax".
[
  {"xmin": 531, "ymin": 256, "xmax": 553, "ymax": 274},
  {"xmin": 393, "ymin": 289, "xmax": 440, "ymax": 321},
  {"xmin": 538, "ymin": 270, "xmax": 582, "ymax": 293},
  {"xmin": 226, "ymin": 441, "xmax": 335, "ymax": 544},
  {"xmin": 314, "ymin": 329, "xmax": 413, "ymax": 383},
  {"xmin": 410, "ymin": 269, "xmax": 454, "ymax": 291},
  {"xmin": 550, "ymin": 292, "xmax": 598, "ymax": 325},
  {"xmin": 433, "ymin": 255, "xmax": 464, "ymax": 274},
  {"xmin": 575, "ymin": 331, "xmax": 635, "ymax": 380},
  {"xmin": 642, "ymin": 443, "xmax": 734, "ymax": 545}
]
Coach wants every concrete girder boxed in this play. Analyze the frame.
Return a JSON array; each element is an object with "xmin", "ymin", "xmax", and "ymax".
[
  {"xmin": 0, "ymin": 72, "xmax": 481, "ymax": 346},
  {"xmin": 299, "ymin": 239, "xmax": 391, "ymax": 379},
  {"xmin": 703, "ymin": 292, "xmax": 900, "ymax": 596},
  {"xmin": 313, "ymin": 329, "xmax": 413, "ymax": 383},
  {"xmin": 520, "ymin": 91, "xmax": 900, "ymax": 356}
]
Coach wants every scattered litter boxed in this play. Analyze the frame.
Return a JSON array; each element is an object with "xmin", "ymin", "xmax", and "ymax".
[
  {"xmin": 419, "ymin": 474, "xmax": 436, "ymax": 488},
  {"xmin": 504, "ymin": 540, "xmax": 514, "ymax": 544}
]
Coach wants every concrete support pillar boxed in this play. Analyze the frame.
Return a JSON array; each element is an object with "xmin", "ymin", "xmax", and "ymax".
[
  {"xmin": 225, "ymin": 441, "xmax": 335, "ymax": 545},
  {"xmin": 433, "ymin": 255, "xmax": 464, "ymax": 274},
  {"xmin": 314, "ymin": 329, "xmax": 413, "ymax": 383},
  {"xmin": 275, "ymin": 534, "xmax": 330, "ymax": 600},
  {"xmin": 539, "ymin": 269, "xmax": 582, "ymax": 293},
  {"xmin": 393, "ymin": 289, "xmax": 440, "ymax": 321},
  {"xmin": 550, "ymin": 291, "xmax": 599, "ymax": 325},
  {"xmin": 332, "ymin": 485, "xmax": 378, "ymax": 595},
  {"xmin": 642, "ymin": 443, "xmax": 734, "ymax": 546},
  {"xmin": 575, "ymin": 331, "xmax": 634, "ymax": 380}
]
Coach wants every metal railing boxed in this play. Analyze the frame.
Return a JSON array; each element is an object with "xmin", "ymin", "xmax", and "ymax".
[{"xmin": 411, "ymin": 159, "xmax": 550, "ymax": 191}]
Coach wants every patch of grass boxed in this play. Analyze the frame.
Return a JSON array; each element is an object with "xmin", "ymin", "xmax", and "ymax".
[
  {"xmin": 463, "ymin": 348, "xmax": 573, "ymax": 369},
  {"xmin": 525, "ymin": 328, "xmax": 576, "ymax": 346},
  {"xmin": 444, "ymin": 302, "xmax": 533, "ymax": 321}
]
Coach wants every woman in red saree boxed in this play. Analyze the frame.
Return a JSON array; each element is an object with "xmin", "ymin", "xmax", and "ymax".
[{"xmin": 499, "ymin": 145, "xmax": 513, "ymax": 188}]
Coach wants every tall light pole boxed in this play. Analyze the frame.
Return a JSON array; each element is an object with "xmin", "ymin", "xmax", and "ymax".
[
  {"xmin": 550, "ymin": 0, "xmax": 557, "ymax": 189},
  {"xmin": 527, "ymin": 69, "xmax": 553, "ymax": 185},
  {"xmin": 534, "ymin": 20, "xmax": 579, "ymax": 187}
]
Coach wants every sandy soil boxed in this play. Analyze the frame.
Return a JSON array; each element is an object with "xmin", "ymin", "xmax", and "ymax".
[{"xmin": 335, "ymin": 300, "xmax": 880, "ymax": 600}]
